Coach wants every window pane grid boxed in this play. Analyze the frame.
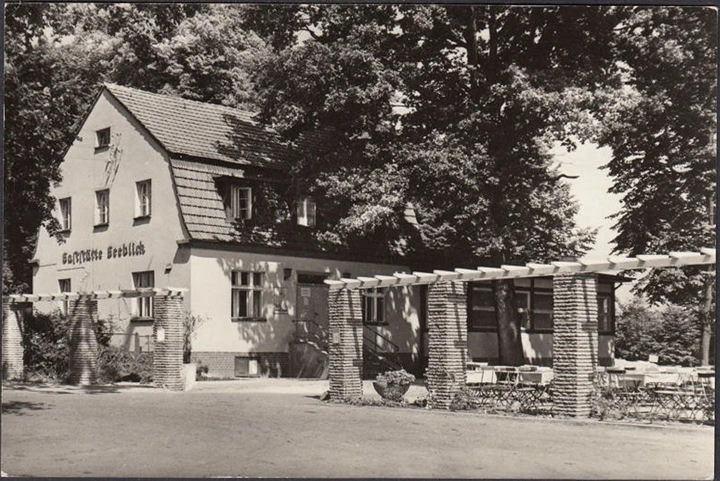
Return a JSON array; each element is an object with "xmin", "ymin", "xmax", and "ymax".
[
  {"xmin": 231, "ymin": 186, "xmax": 252, "ymax": 220},
  {"xmin": 297, "ymin": 198, "xmax": 316, "ymax": 227},
  {"xmin": 231, "ymin": 270, "xmax": 263, "ymax": 319},
  {"xmin": 59, "ymin": 198, "xmax": 72, "ymax": 231},
  {"xmin": 362, "ymin": 288, "xmax": 386, "ymax": 324},
  {"xmin": 95, "ymin": 190, "xmax": 109, "ymax": 225},
  {"xmin": 59, "ymin": 278, "xmax": 71, "ymax": 315},
  {"xmin": 132, "ymin": 271, "xmax": 154, "ymax": 318},
  {"xmin": 136, "ymin": 180, "xmax": 151, "ymax": 217}
]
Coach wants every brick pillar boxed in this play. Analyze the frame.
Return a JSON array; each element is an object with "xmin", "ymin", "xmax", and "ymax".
[
  {"xmin": 552, "ymin": 273, "xmax": 599, "ymax": 417},
  {"xmin": 426, "ymin": 281, "xmax": 467, "ymax": 409},
  {"xmin": 153, "ymin": 296, "xmax": 184, "ymax": 391},
  {"xmin": 67, "ymin": 297, "xmax": 99, "ymax": 385},
  {"xmin": 2, "ymin": 298, "xmax": 25, "ymax": 381},
  {"xmin": 328, "ymin": 289, "xmax": 363, "ymax": 401}
]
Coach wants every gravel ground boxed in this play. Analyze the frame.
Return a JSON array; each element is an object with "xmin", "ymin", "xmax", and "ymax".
[{"xmin": 1, "ymin": 380, "xmax": 714, "ymax": 478}]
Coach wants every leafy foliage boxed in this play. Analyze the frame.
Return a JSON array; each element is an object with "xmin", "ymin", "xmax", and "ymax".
[
  {"xmin": 614, "ymin": 297, "xmax": 706, "ymax": 366},
  {"xmin": 183, "ymin": 311, "xmax": 206, "ymax": 364},
  {"xmin": 21, "ymin": 309, "xmax": 114, "ymax": 382},
  {"xmin": 376, "ymin": 369, "xmax": 415, "ymax": 385},
  {"xmin": 2, "ymin": 4, "xmax": 269, "ymax": 293},
  {"xmin": 593, "ymin": 6, "xmax": 716, "ymax": 361},
  {"xmin": 97, "ymin": 347, "xmax": 153, "ymax": 384}
]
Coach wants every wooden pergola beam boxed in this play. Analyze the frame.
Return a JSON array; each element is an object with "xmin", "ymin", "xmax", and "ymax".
[
  {"xmin": 4, "ymin": 288, "xmax": 188, "ymax": 304},
  {"xmin": 324, "ymin": 249, "xmax": 716, "ymax": 291}
]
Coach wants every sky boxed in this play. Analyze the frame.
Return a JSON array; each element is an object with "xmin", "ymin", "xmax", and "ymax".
[
  {"xmin": 551, "ymin": 142, "xmax": 622, "ymax": 259},
  {"xmin": 552, "ymin": 142, "xmax": 636, "ymax": 302}
]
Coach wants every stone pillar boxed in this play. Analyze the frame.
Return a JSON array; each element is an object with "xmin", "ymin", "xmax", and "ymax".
[
  {"xmin": 426, "ymin": 281, "xmax": 467, "ymax": 409},
  {"xmin": 153, "ymin": 295, "xmax": 185, "ymax": 391},
  {"xmin": 67, "ymin": 297, "xmax": 99, "ymax": 385},
  {"xmin": 328, "ymin": 289, "xmax": 363, "ymax": 401},
  {"xmin": 2, "ymin": 298, "xmax": 25, "ymax": 381},
  {"xmin": 552, "ymin": 273, "xmax": 599, "ymax": 417}
]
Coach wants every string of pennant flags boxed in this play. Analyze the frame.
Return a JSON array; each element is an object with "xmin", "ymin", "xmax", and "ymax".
[{"xmin": 324, "ymin": 248, "xmax": 716, "ymax": 291}]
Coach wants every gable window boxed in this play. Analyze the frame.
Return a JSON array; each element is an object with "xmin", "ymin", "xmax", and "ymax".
[
  {"xmin": 59, "ymin": 197, "xmax": 72, "ymax": 232},
  {"xmin": 132, "ymin": 271, "xmax": 154, "ymax": 318},
  {"xmin": 231, "ymin": 271, "xmax": 263, "ymax": 320},
  {"xmin": 95, "ymin": 189, "xmax": 110, "ymax": 226},
  {"xmin": 597, "ymin": 293, "xmax": 614, "ymax": 334},
  {"xmin": 297, "ymin": 197, "xmax": 316, "ymax": 227},
  {"xmin": 230, "ymin": 185, "xmax": 252, "ymax": 220},
  {"xmin": 135, "ymin": 180, "xmax": 151, "ymax": 218},
  {"xmin": 58, "ymin": 278, "xmax": 71, "ymax": 315},
  {"xmin": 96, "ymin": 128, "xmax": 111, "ymax": 149},
  {"xmin": 362, "ymin": 288, "xmax": 386, "ymax": 325}
]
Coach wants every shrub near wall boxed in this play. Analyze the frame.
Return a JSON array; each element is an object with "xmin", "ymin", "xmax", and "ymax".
[{"xmin": 21, "ymin": 309, "xmax": 114, "ymax": 382}]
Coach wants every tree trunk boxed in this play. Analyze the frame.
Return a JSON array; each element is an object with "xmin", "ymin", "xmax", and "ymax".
[
  {"xmin": 700, "ymin": 270, "xmax": 713, "ymax": 366},
  {"xmin": 492, "ymin": 279, "xmax": 525, "ymax": 365}
]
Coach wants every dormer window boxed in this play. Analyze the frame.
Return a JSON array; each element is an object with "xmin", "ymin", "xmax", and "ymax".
[
  {"xmin": 297, "ymin": 197, "xmax": 316, "ymax": 227},
  {"xmin": 230, "ymin": 185, "xmax": 252, "ymax": 220},
  {"xmin": 96, "ymin": 128, "xmax": 111, "ymax": 149}
]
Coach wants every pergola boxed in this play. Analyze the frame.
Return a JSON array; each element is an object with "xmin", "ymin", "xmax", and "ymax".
[
  {"xmin": 2, "ymin": 250, "xmax": 715, "ymax": 416},
  {"xmin": 322, "ymin": 249, "xmax": 715, "ymax": 415},
  {"xmin": 2, "ymin": 288, "xmax": 188, "ymax": 390}
]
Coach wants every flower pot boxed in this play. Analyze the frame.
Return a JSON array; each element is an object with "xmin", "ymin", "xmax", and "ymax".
[{"xmin": 373, "ymin": 381, "xmax": 411, "ymax": 401}]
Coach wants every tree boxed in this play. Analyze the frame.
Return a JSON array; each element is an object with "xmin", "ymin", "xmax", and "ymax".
[
  {"xmin": 615, "ymin": 297, "xmax": 702, "ymax": 367},
  {"xmin": 3, "ymin": 4, "xmax": 268, "ymax": 293},
  {"xmin": 4, "ymin": 3, "xmax": 105, "ymax": 293},
  {"xmin": 595, "ymin": 7, "xmax": 717, "ymax": 364},
  {"xmin": 249, "ymin": 5, "xmax": 613, "ymax": 363}
]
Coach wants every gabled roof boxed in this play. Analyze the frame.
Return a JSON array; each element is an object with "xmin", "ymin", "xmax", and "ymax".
[{"xmin": 104, "ymin": 83, "xmax": 295, "ymax": 168}]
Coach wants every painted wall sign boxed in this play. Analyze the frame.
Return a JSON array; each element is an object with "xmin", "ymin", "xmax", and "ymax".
[{"xmin": 62, "ymin": 241, "xmax": 146, "ymax": 265}]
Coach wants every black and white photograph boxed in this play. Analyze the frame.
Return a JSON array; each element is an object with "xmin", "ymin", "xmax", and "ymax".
[{"xmin": 1, "ymin": 2, "xmax": 716, "ymax": 478}]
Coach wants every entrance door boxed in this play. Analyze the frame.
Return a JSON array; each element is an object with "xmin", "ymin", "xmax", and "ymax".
[{"xmin": 296, "ymin": 273, "xmax": 329, "ymax": 336}]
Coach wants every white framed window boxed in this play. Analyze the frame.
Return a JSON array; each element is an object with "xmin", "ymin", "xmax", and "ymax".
[
  {"xmin": 297, "ymin": 197, "xmax": 316, "ymax": 227},
  {"xmin": 230, "ymin": 185, "xmax": 252, "ymax": 220},
  {"xmin": 96, "ymin": 127, "xmax": 111, "ymax": 148},
  {"xmin": 362, "ymin": 287, "xmax": 386, "ymax": 325},
  {"xmin": 231, "ymin": 271, "xmax": 263, "ymax": 319},
  {"xmin": 135, "ymin": 180, "xmax": 151, "ymax": 218},
  {"xmin": 132, "ymin": 271, "xmax": 154, "ymax": 318},
  {"xmin": 58, "ymin": 278, "xmax": 71, "ymax": 315},
  {"xmin": 59, "ymin": 197, "xmax": 72, "ymax": 231},
  {"xmin": 95, "ymin": 189, "xmax": 109, "ymax": 226}
]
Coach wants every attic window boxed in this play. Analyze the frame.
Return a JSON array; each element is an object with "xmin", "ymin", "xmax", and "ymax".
[
  {"xmin": 96, "ymin": 128, "xmax": 111, "ymax": 149},
  {"xmin": 230, "ymin": 185, "xmax": 253, "ymax": 220},
  {"xmin": 297, "ymin": 197, "xmax": 316, "ymax": 227}
]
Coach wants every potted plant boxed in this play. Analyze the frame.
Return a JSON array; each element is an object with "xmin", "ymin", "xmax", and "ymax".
[{"xmin": 373, "ymin": 369, "xmax": 416, "ymax": 401}]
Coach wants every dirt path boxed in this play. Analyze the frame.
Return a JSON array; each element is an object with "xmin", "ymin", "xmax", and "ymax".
[{"xmin": 1, "ymin": 381, "xmax": 714, "ymax": 478}]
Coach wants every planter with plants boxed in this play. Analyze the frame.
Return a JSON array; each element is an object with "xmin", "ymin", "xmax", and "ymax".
[{"xmin": 373, "ymin": 369, "xmax": 416, "ymax": 401}]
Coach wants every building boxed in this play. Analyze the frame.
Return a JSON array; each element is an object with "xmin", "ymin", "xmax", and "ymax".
[{"xmin": 32, "ymin": 84, "xmax": 619, "ymax": 378}]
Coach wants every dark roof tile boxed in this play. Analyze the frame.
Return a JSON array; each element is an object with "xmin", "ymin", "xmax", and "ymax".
[{"xmin": 105, "ymin": 83, "xmax": 294, "ymax": 168}]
